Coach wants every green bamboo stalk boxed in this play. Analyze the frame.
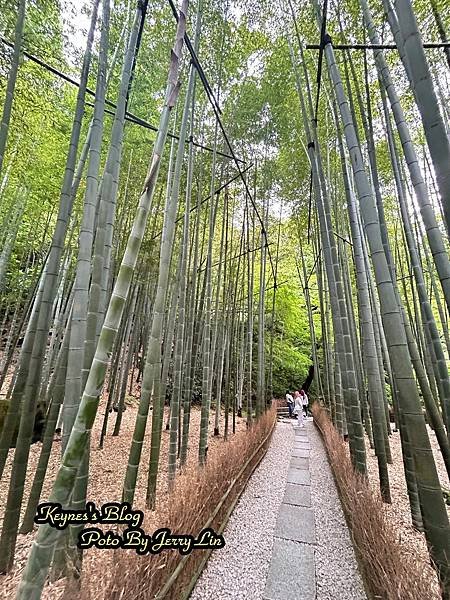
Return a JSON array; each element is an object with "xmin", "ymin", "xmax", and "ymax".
[
  {"xmin": 0, "ymin": 257, "xmax": 48, "ymax": 475},
  {"xmin": 180, "ymin": 162, "xmax": 203, "ymax": 464},
  {"xmin": 113, "ymin": 283, "xmax": 139, "ymax": 436},
  {"xmin": 383, "ymin": 95, "xmax": 450, "ymax": 436},
  {"xmin": 0, "ymin": 188, "xmax": 26, "ymax": 292},
  {"xmin": 422, "ymin": 226, "xmax": 450, "ymax": 358},
  {"xmin": 19, "ymin": 308, "xmax": 72, "ymax": 535},
  {"xmin": 85, "ymin": 0, "xmax": 146, "ymax": 368},
  {"xmin": 245, "ymin": 202, "xmax": 255, "ymax": 428},
  {"xmin": 212, "ymin": 189, "xmax": 227, "ymax": 435},
  {"xmin": 345, "ymin": 158, "xmax": 391, "ymax": 501},
  {"xmin": 257, "ymin": 182, "xmax": 268, "ymax": 417},
  {"xmin": 0, "ymin": 0, "xmax": 100, "ymax": 574},
  {"xmin": 287, "ymin": 28, "xmax": 365, "ymax": 465},
  {"xmin": 391, "ymin": 0, "xmax": 450, "ymax": 238},
  {"xmin": 168, "ymin": 96, "xmax": 195, "ymax": 486},
  {"xmin": 0, "ymin": 0, "xmax": 26, "ymax": 177},
  {"xmin": 199, "ymin": 108, "xmax": 221, "ymax": 460},
  {"xmin": 360, "ymin": 0, "xmax": 450, "ymax": 319},
  {"xmin": 121, "ymin": 0, "xmax": 194, "ymax": 508},
  {"xmin": 59, "ymin": 4, "xmax": 110, "ymax": 576},
  {"xmin": 16, "ymin": 2, "xmax": 189, "ymax": 594},
  {"xmin": 98, "ymin": 302, "xmax": 128, "ymax": 448},
  {"xmin": 321, "ymin": 28, "xmax": 450, "ymax": 588},
  {"xmin": 63, "ymin": 0, "xmax": 109, "ymax": 453}
]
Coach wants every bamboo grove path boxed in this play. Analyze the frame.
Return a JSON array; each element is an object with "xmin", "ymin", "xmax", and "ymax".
[
  {"xmin": 264, "ymin": 418, "xmax": 366, "ymax": 600},
  {"xmin": 191, "ymin": 418, "xmax": 365, "ymax": 600},
  {"xmin": 263, "ymin": 420, "xmax": 317, "ymax": 599},
  {"xmin": 1, "ymin": 0, "xmax": 450, "ymax": 596}
]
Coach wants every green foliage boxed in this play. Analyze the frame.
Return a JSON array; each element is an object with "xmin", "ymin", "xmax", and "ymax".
[
  {"xmin": 266, "ymin": 284, "xmax": 312, "ymax": 397},
  {"xmin": 3, "ymin": 0, "xmax": 444, "ymax": 406}
]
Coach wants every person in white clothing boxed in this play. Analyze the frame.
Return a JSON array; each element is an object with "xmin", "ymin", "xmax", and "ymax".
[
  {"xmin": 293, "ymin": 390, "xmax": 304, "ymax": 427},
  {"xmin": 300, "ymin": 389, "xmax": 309, "ymax": 417}
]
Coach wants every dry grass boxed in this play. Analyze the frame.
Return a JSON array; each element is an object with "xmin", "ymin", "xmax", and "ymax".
[
  {"xmin": 70, "ymin": 408, "xmax": 277, "ymax": 600},
  {"xmin": 364, "ymin": 420, "xmax": 449, "ymax": 599},
  {"xmin": 312, "ymin": 403, "xmax": 441, "ymax": 600},
  {"xmin": 1, "ymin": 397, "xmax": 249, "ymax": 599}
]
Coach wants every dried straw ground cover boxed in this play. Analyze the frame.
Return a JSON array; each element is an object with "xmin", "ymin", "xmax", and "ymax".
[
  {"xmin": 1, "ymin": 396, "xmax": 275, "ymax": 599},
  {"xmin": 365, "ymin": 421, "xmax": 450, "ymax": 599},
  {"xmin": 313, "ymin": 403, "xmax": 441, "ymax": 600},
  {"xmin": 94, "ymin": 410, "xmax": 276, "ymax": 600}
]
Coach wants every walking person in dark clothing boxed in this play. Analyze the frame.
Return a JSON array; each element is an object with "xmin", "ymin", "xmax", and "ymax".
[{"xmin": 285, "ymin": 390, "xmax": 294, "ymax": 418}]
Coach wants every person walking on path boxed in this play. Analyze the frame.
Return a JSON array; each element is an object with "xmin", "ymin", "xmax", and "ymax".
[
  {"xmin": 301, "ymin": 389, "xmax": 309, "ymax": 417},
  {"xmin": 285, "ymin": 390, "xmax": 294, "ymax": 418},
  {"xmin": 293, "ymin": 390, "xmax": 304, "ymax": 427}
]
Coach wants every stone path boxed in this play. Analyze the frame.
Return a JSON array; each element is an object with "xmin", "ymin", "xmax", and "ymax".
[
  {"xmin": 191, "ymin": 416, "xmax": 365, "ymax": 600},
  {"xmin": 190, "ymin": 421, "xmax": 294, "ymax": 600},
  {"xmin": 263, "ymin": 420, "xmax": 316, "ymax": 600},
  {"xmin": 263, "ymin": 418, "xmax": 366, "ymax": 600}
]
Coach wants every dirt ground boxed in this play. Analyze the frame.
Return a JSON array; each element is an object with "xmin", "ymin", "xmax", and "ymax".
[
  {"xmin": 365, "ymin": 423, "xmax": 449, "ymax": 595},
  {"xmin": 2, "ymin": 393, "xmax": 449, "ymax": 599},
  {"xmin": 0, "ymin": 393, "xmax": 247, "ymax": 599}
]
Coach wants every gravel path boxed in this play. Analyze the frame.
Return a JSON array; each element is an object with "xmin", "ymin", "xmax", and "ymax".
[
  {"xmin": 190, "ymin": 421, "xmax": 294, "ymax": 600},
  {"xmin": 308, "ymin": 421, "xmax": 366, "ymax": 600}
]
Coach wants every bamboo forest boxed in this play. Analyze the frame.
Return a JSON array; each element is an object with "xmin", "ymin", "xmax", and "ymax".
[{"xmin": 1, "ymin": 0, "xmax": 450, "ymax": 598}]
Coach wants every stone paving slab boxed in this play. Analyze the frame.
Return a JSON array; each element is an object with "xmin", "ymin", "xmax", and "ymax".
[
  {"xmin": 292, "ymin": 448, "xmax": 310, "ymax": 458},
  {"xmin": 274, "ymin": 503, "xmax": 316, "ymax": 544},
  {"xmin": 263, "ymin": 537, "xmax": 316, "ymax": 600},
  {"xmin": 290, "ymin": 456, "xmax": 309, "ymax": 470},
  {"xmin": 294, "ymin": 438, "xmax": 310, "ymax": 446},
  {"xmin": 294, "ymin": 443, "xmax": 311, "ymax": 452},
  {"xmin": 283, "ymin": 482, "xmax": 311, "ymax": 507},
  {"xmin": 287, "ymin": 467, "xmax": 311, "ymax": 486}
]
